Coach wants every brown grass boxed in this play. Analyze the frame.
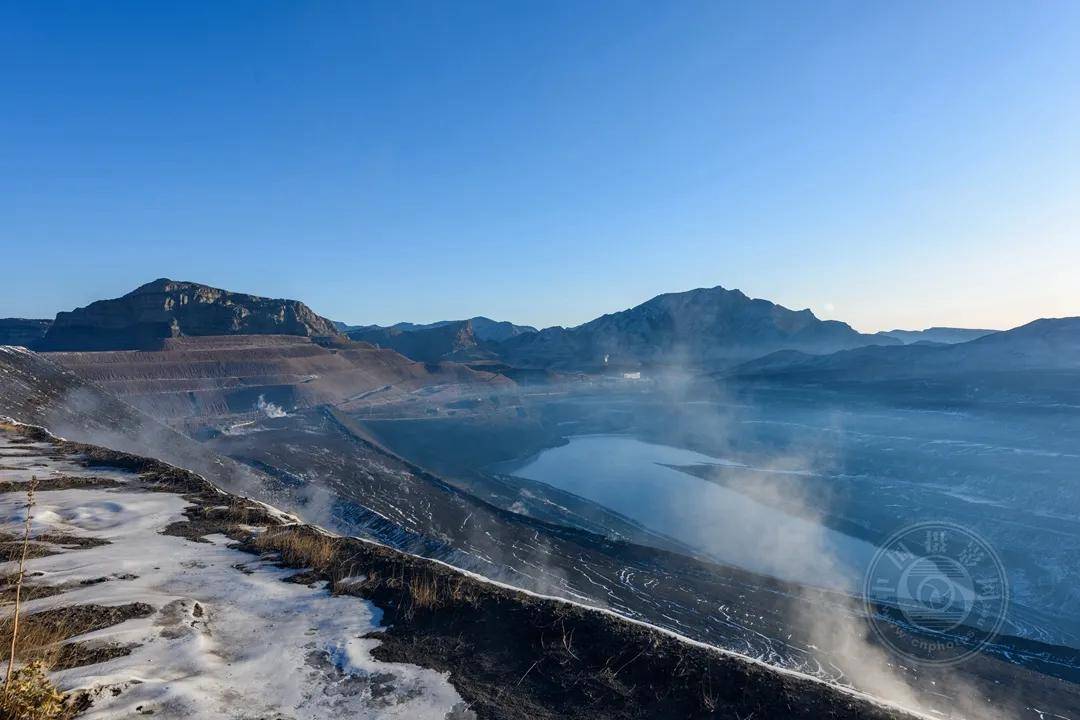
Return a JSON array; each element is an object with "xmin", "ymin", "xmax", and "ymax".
[
  {"xmin": 5, "ymin": 476, "xmax": 36, "ymax": 687},
  {"xmin": 0, "ymin": 660, "xmax": 69, "ymax": 720},
  {"xmin": 223, "ymin": 497, "xmax": 258, "ymax": 525},
  {"xmin": 0, "ymin": 609, "xmax": 91, "ymax": 670},
  {"xmin": 204, "ymin": 497, "xmax": 279, "ymax": 527},
  {"xmin": 0, "ymin": 474, "xmax": 72, "ymax": 720},
  {"xmin": 251, "ymin": 527, "xmax": 337, "ymax": 573},
  {"xmin": 249, "ymin": 528, "xmax": 483, "ymax": 619},
  {"xmin": 407, "ymin": 574, "xmax": 439, "ymax": 617},
  {"xmin": 0, "ymin": 619, "xmax": 68, "ymax": 670},
  {"xmin": 0, "ymin": 604, "xmax": 152, "ymax": 671}
]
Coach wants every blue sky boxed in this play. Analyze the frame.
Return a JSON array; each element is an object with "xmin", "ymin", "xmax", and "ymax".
[{"xmin": 3, "ymin": 2, "xmax": 1078, "ymax": 331}]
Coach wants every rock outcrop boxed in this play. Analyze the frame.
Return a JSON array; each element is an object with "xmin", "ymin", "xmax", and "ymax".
[
  {"xmin": 0, "ymin": 318, "xmax": 52, "ymax": 348},
  {"xmin": 39, "ymin": 278, "xmax": 342, "ymax": 351}
]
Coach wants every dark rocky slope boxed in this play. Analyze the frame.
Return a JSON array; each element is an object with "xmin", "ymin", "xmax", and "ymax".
[{"xmin": 39, "ymin": 278, "xmax": 342, "ymax": 351}]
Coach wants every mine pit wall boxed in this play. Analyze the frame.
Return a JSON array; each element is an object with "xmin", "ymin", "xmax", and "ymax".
[
  {"xmin": 43, "ymin": 334, "xmax": 515, "ymax": 427},
  {"xmin": 0, "ymin": 345, "xmax": 278, "ymax": 501}
]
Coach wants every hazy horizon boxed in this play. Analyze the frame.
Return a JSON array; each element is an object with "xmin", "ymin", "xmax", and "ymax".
[{"xmin": 2, "ymin": 274, "xmax": 1041, "ymax": 336}]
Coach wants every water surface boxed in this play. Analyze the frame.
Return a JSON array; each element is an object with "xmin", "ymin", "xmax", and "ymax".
[{"xmin": 510, "ymin": 434, "xmax": 878, "ymax": 590}]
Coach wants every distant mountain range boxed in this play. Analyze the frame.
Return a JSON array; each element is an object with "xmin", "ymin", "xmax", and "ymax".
[
  {"xmin": 874, "ymin": 327, "xmax": 998, "ymax": 345},
  {"xmin": 494, "ymin": 286, "xmax": 898, "ymax": 371},
  {"xmin": 729, "ymin": 317, "xmax": 1080, "ymax": 381},
  {"xmin": 340, "ymin": 286, "xmax": 899, "ymax": 370},
  {"xmin": 337, "ymin": 316, "xmax": 537, "ymax": 343},
  {"xmin": 336, "ymin": 316, "xmax": 537, "ymax": 364},
  {"xmin": 7, "ymin": 279, "xmax": 1069, "ymax": 380},
  {"xmin": 37, "ymin": 278, "xmax": 342, "ymax": 351},
  {"xmin": 344, "ymin": 320, "xmax": 493, "ymax": 364}
]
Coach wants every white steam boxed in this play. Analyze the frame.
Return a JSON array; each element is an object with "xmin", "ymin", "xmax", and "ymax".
[{"xmin": 256, "ymin": 394, "xmax": 288, "ymax": 418}]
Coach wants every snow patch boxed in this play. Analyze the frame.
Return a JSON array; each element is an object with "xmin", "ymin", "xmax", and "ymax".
[{"xmin": 0, "ymin": 443, "xmax": 471, "ymax": 720}]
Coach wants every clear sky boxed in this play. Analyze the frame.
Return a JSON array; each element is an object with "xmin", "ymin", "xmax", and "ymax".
[{"xmin": 3, "ymin": 2, "xmax": 1078, "ymax": 332}]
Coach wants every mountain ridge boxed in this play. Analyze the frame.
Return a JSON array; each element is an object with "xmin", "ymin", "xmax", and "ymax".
[
  {"xmin": 343, "ymin": 319, "xmax": 495, "ymax": 363},
  {"xmin": 728, "ymin": 316, "xmax": 1080, "ymax": 381},
  {"xmin": 874, "ymin": 326, "xmax": 998, "ymax": 345},
  {"xmin": 337, "ymin": 315, "xmax": 537, "ymax": 343},
  {"xmin": 495, "ymin": 285, "xmax": 899, "ymax": 371},
  {"xmin": 0, "ymin": 317, "xmax": 52, "ymax": 348}
]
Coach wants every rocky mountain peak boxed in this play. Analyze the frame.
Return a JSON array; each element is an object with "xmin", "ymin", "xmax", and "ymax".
[
  {"xmin": 38, "ymin": 279, "xmax": 341, "ymax": 351},
  {"xmin": 127, "ymin": 277, "xmax": 179, "ymax": 295}
]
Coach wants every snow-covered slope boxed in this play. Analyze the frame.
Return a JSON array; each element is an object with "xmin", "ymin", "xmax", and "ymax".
[{"xmin": 0, "ymin": 428, "xmax": 471, "ymax": 719}]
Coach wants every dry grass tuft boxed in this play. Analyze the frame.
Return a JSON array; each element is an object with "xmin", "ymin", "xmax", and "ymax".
[
  {"xmin": 0, "ymin": 474, "xmax": 73, "ymax": 720},
  {"xmin": 0, "ymin": 604, "xmax": 152, "ymax": 673},
  {"xmin": 252, "ymin": 528, "xmax": 337, "ymax": 573},
  {"xmin": 205, "ymin": 498, "xmax": 277, "ymax": 527},
  {"xmin": 251, "ymin": 530, "xmax": 486, "ymax": 621},
  {"xmin": 407, "ymin": 574, "xmax": 439, "ymax": 617},
  {"xmin": 332, "ymin": 559, "xmax": 481, "ymax": 618},
  {"xmin": 5, "ymin": 476, "xmax": 36, "ymax": 684},
  {"xmin": 0, "ymin": 613, "xmax": 83, "ymax": 670},
  {"xmin": 0, "ymin": 660, "xmax": 68, "ymax": 720},
  {"xmin": 223, "ymin": 497, "xmax": 257, "ymax": 524}
]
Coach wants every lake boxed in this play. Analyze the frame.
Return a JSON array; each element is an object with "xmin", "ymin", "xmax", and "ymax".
[{"xmin": 508, "ymin": 434, "xmax": 879, "ymax": 591}]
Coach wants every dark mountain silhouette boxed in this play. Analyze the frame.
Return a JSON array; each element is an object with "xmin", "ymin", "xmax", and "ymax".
[
  {"xmin": 338, "ymin": 316, "xmax": 536, "ymax": 344},
  {"xmin": 875, "ymin": 327, "xmax": 998, "ymax": 345},
  {"xmin": 494, "ymin": 286, "xmax": 897, "ymax": 371},
  {"xmin": 730, "ymin": 316, "xmax": 1080, "ymax": 381},
  {"xmin": 464, "ymin": 316, "xmax": 538, "ymax": 342},
  {"xmin": 345, "ymin": 319, "xmax": 496, "ymax": 363},
  {"xmin": 0, "ymin": 318, "xmax": 52, "ymax": 348},
  {"xmin": 39, "ymin": 279, "xmax": 342, "ymax": 351}
]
